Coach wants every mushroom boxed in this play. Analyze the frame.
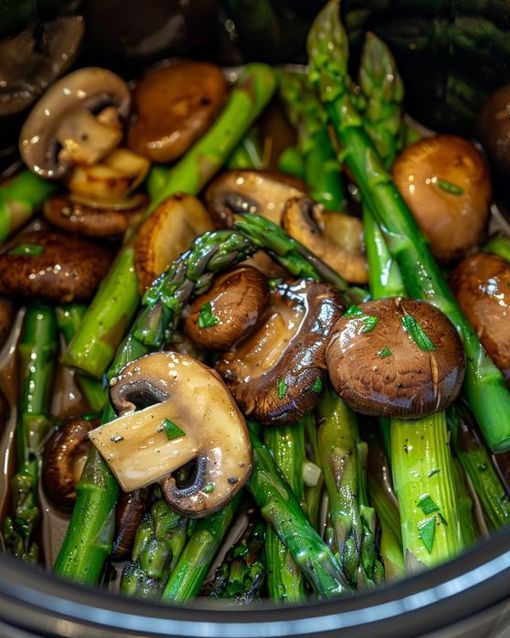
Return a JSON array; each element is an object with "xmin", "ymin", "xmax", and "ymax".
[
  {"xmin": 449, "ymin": 252, "xmax": 510, "ymax": 383},
  {"xmin": 42, "ymin": 415, "xmax": 98, "ymax": 510},
  {"xmin": 0, "ymin": 297, "xmax": 15, "ymax": 345},
  {"xmin": 20, "ymin": 67, "xmax": 130, "ymax": 179},
  {"xmin": 392, "ymin": 135, "xmax": 492, "ymax": 263},
  {"xmin": 111, "ymin": 488, "xmax": 151, "ymax": 560},
  {"xmin": 326, "ymin": 298, "xmax": 465, "ymax": 419},
  {"xmin": 42, "ymin": 193, "xmax": 147, "ymax": 238},
  {"xmin": 183, "ymin": 266, "xmax": 269, "ymax": 351},
  {"xmin": 127, "ymin": 61, "xmax": 227, "ymax": 163},
  {"xmin": 281, "ymin": 197, "xmax": 368, "ymax": 284},
  {"xmin": 135, "ymin": 194, "xmax": 213, "ymax": 292},
  {"xmin": 476, "ymin": 83, "xmax": 510, "ymax": 179},
  {"xmin": 0, "ymin": 230, "xmax": 113, "ymax": 303},
  {"xmin": 205, "ymin": 170, "xmax": 306, "ymax": 227},
  {"xmin": 88, "ymin": 351, "xmax": 251, "ymax": 517},
  {"xmin": 216, "ymin": 280, "xmax": 343, "ymax": 426}
]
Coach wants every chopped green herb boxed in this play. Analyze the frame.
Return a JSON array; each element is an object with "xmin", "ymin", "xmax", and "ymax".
[
  {"xmin": 8, "ymin": 243, "xmax": 44, "ymax": 256},
  {"xmin": 203, "ymin": 482, "xmax": 215, "ymax": 494},
  {"xmin": 401, "ymin": 314, "xmax": 436, "ymax": 352},
  {"xmin": 311, "ymin": 377, "xmax": 323, "ymax": 393},
  {"xmin": 438, "ymin": 513, "xmax": 448, "ymax": 526},
  {"xmin": 197, "ymin": 302, "xmax": 219, "ymax": 329},
  {"xmin": 417, "ymin": 494, "xmax": 440, "ymax": 515},
  {"xmin": 344, "ymin": 304, "xmax": 379, "ymax": 333},
  {"xmin": 362, "ymin": 315, "xmax": 379, "ymax": 333},
  {"xmin": 277, "ymin": 378, "xmax": 287, "ymax": 400},
  {"xmin": 378, "ymin": 345, "xmax": 392, "ymax": 358},
  {"xmin": 344, "ymin": 305, "xmax": 363, "ymax": 317},
  {"xmin": 435, "ymin": 178, "xmax": 464, "ymax": 196},
  {"xmin": 418, "ymin": 516, "xmax": 436, "ymax": 553},
  {"xmin": 162, "ymin": 418, "xmax": 186, "ymax": 441}
]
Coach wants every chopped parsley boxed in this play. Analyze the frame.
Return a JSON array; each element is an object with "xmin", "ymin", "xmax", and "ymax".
[
  {"xmin": 435, "ymin": 178, "xmax": 464, "ymax": 196},
  {"xmin": 418, "ymin": 517, "xmax": 436, "ymax": 553},
  {"xmin": 417, "ymin": 494, "xmax": 440, "ymax": 515},
  {"xmin": 378, "ymin": 345, "xmax": 392, "ymax": 358},
  {"xmin": 8, "ymin": 243, "xmax": 44, "ymax": 256},
  {"xmin": 197, "ymin": 301, "xmax": 219, "ymax": 329},
  {"xmin": 311, "ymin": 377, "xmax": 323, "ymax": 393},
  {"xmin": 277, "ymin": 378, "xmax": 288, "ymax": 400},
  {"xmin": 344, "ymin": 304, "xmax": 379, "ymax": 333},
  {"xmin": 162, "ymin": 418, "xmax": 186, "ymax": 441},
  {"xmin": 401, "ymin": 314, "xmax": 436, "ymax": 352},
  {"xmin": 203, "ymin": 482, "xmax": 215, "ymax": 494}
]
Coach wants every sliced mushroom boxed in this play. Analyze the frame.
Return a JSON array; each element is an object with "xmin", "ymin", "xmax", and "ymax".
[
  {"xmin": 476, "ymin": 83, "xmax": 510, "ymax": 179},
  {"xmin": 135, "ymin": 194, "xmax": 213, "ymax": 292},
  {"xmin": 0, "ymin": 297, "xmax": 15, "ymax": 345},
  {"xmin": 392, "ymin": 135, "xmax": 492, "ymax": 263},
  {"xmin": 326, "ymin": 298, "xmax": 465, "ymax": 419},
  {"xmin": 205, "ymin": 170, "xmax": 306, "ymax": 227},
  {"xmin": 281, "ymin": 197, "xmax": 368, "ymax": 284},
  {"xmin": 43, "ymin": 193, "xmax": 147, "ymax": 238},
  {"xmin": 66, "ymin": 148, "xmax": 150, "ymax": 203},
  {"xmin": 184, "ymin": 266, "xmax": 269, "ymax": 351},
  {"xmin": 88, "ymin": 351, "xmax": 251, "ymax": 517},
  {"xmin": 42, "ymin": 415, "xmax": 98, "ymax": 510},
  {"xmin": 0, "ymin": 231, "xmax": 113, "ymax": 303},
  {"xmin": 449, "ymin": 253, "xmax": 510, "ymax": 382},
  {"xmin": 127, "ymin": 61, "xmax": 227, "ymax": 163},
  {"xmin": 216, "ymin": 280, "xmax": 343, "ymax": 425},
  {"xmin": 111, "ymin": 488, "xmax": 151, "ymax": 560},
  {"xmin": 20, "ymin": 67, "xmax": 130, "ymax": 179}
]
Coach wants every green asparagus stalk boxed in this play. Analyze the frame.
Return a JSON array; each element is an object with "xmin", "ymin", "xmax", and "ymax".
[
  {"xmin": 449, "ymin": 405, "xmax": 510, "ymax": 532},
  {"xmin": 0, "ymin": 171, "xmax": 56, "ymax": 242},
  {"xmin": 304, "ymin": 412, "xmax": 324, "ymax": 531},
  {"xmin": 317, "ymin": 391, "xmax": 383, "ymax": 587},
  {"xmin": 55, "ymin": 304, "xmax": 107, "ymax": 411},
  {"xmin": 264, "ymin": 419, "xmax": 306, "ymax": 602},
  {"xmin": 452, "ymin": 458, "xmax": 478, "ymax": 547},
  {"xmin": 279, "ymin": 69, "xmax": 346, "ymax": 210},
  {"xmin": 120, "ymin": 500, "xmax": 186, "ymax": 600},
  {"xmin": 483, "ymin": 237, "xmax": 510, "ymax": 263},
  {"xmin": 161, "ymin": 495, "xmax": 241, "ymax": 603},
  {"xmin": 278, "ymin": 146, "xmax": 305, "ymax": 180},
  {"xmin": 62, "ymin": 64, "xmax": 276, "ymax": 380},
  {"xmin": 248, "ymin": 427, "xmax": 350, "ymax": 598},
  {"xmin": 227, "ymin": 129, "xmax": 265, "ymax": 170},
  {"xmin": 308, "ymin": 0, "xmax": 510, "ymax": 453},
  {"xmin": 2, "ymin": 304, "xmax": 58, "ymax": 562}
]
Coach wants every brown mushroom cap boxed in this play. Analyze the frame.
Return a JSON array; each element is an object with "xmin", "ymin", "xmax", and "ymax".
[
  {"xmin": 281, "ymin": 197, "xmax": 368, "ymax": 284},
  {"xmin": 0, "ymin": 231, "xmax": 113, "ymax": 303},
  {"xmin": 111, "ymin": 488, "xmax": 150, "ymax": 560},
  {"xmin": 476, "ymin": 83, "xmax": 510, "ymax": 178},
  {"xmin": 392, "ymin": 135, "xmax": 492, "ymax": 263},
  {"xmin": 89, "ymin": 351, "xmax": 251, "ymax": 517},
  {"xmin": 205, "ymin": 170, "xmax": 306, "ymax": 228},
  {"xmin": 216, "ymin": 280, "xmax": 343, "ymax": 426},
  {"xmin": 20, "ymin": 67, "xmax": 130, "ymax": 179},
  {"xmin": 326, "ymin": 298, "xmax": 465, "ymax": 419},
  {"xmin": 183, "ymin": 266, "xmax": 269, "ymax": 351},
  {"xmin": 42, "ymin": 415, "xmax": 97, "ymax": 510},
  {"xmin": 449, "ymin": 252, "xmax": 510, "ymax": 382},
  {"xmin": 127, "ymin": 61, "xmax": 227, "ymax": 163},
  {"xmin": 0, "ymin": 297, "xmax": 15, "ymax": 345},
  {"xmin": 43, "ymin": 194, "xmax": 146, "ymax": 238}
]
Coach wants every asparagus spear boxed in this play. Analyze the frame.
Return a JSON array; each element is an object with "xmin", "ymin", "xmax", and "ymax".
[
  {"xmin": 227, "ymin": 129, "xmax": 265, "ymax": 170},
  {"xmin": 483, "ymin": 236, "xmax": 510, "ymax": 263},
  {"xmin": 264, "ymin": 419, "xmax": 306, "ymax": 602},
  {"xmin": 307, "ymin": 0, "xmax": 510, "ymax": 453},
  {"xmin": 279, "ymin": 70, "xmax": 346, "ymax": 210},
  {"xmin": 2, "ymin": 304, "xmax": 58, "ymax": 562},
  {"xmin": 304, "ymin": 413, "xmax": 324, "ymax": 531},
  {"xmin": 0, "ymin": 171, "xmax": 56, "ymax": 242},
  {"xmin": 62, "ymin": 63, "xmax": 276, "ymax": 380}
]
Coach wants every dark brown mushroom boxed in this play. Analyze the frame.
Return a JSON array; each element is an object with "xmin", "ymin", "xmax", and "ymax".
[
  {"xmin": 0, "ymin": 230, "xmax": 113, "ymax": 303},
  {"xmin": 392, "ymin": 135, "xmax": 492, "ymax": 263},
  {"xmin": 89, "ymin": 351, "xmax": 251, "ymax": 517},
  {"xmin": 42, "ymin": 415, "xmax": 98, "ymax": 510},
  {"xmin": 0, "ymin": 297, "xmax": 15, "ymax": 345},
  {"xmin": 20, "ymin": 67, "xmax": 130, "ymax": 179},
  {"xmin": 476, "ymin": 83, "xmax": 510, "ymax": 179},
  {"xmin": 449, "ymin": 252, "xmax": 510, "ymax": 383},
  {"xmin": 127, "ymin": 61, "xmax": 227, "ymax": 163},
  {"xmin": 205, "ymin": 170, "xmax": 306, "ymax": 228},
  {"xmin": 326, "ymin": 298, "xmax": 465, "ymax": 419},
  {"xmin": 216, "ymin": 280, "xmax": 343, "ymax": 426},
  {"xmin": 43, "ymin": 193, "xmax": 146, "ymax": 238},
  {"xmin": 183, "ymin": 266, "xmax": 269, "ymax": 351},
  {"xmin": 281, "ymin": 197, "xmax": 368, "ymax": 284},
  {"xmin": 111, "ymin": 488, "xmax": 151, "ymax": 560}
]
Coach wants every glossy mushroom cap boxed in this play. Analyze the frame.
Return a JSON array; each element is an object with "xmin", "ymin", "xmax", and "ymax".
[
  {"xmin": 216, "ymin": 280, "xmax": 343, "ymax": 426},
  {"xmin": 326, "ymin": 298, "xmax": 465, "ymax": 419},
  {"xmin": 0, "ymin": 231, "xmax": 113, "ymax": 303},
  {"xmin": 476, "ymin": 83, "xmax": 510, "ymax": 178},
  {"xmin": 450, "ymin": 252, "xmax": 510, "ymax": 383},
  {"xmin": 127, "ymin": 61, "xmax": 227, "ymax": 163},
  {"xmin": 184, "ymin": 266, "xmax": 269, "ymax": 351},
  {"xmin": 392, "ymin": 135, "xmax": 491, "ymax": 263}
]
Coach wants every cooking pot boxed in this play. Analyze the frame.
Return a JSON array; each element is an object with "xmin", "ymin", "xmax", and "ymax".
[{"xmin": 1, "ymin": 2, "xmax": 510, "ymax": 636}]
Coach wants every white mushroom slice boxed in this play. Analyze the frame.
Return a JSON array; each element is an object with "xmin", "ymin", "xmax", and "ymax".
[{"xmin": 89, "ymin": 351, "xmax": 252, "ymax": 517}]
